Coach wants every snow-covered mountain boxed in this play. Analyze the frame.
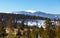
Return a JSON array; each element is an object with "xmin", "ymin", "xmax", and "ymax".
[
  {"xmin": 0, "ymin": 10, "xmax": 60, "ymax": 19},
  {"xmin": 13, "ymin": 11, "xmax": 60, "ymax": 19}
]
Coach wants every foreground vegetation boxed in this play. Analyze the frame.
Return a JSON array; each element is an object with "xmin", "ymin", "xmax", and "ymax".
[{"xmin": 0, "ymin": 15, "xmax": 60, "ymax": 38}]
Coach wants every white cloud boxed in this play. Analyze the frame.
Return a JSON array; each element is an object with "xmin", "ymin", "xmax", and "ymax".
[{"xmin": 0, "ymin": 11, "xmax": 11, "ymax": 13}]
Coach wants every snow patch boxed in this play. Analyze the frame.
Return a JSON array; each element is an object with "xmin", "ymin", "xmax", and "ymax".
[{"xmin": 25, "ymin": 10, "xmax": 37, "ymax": 13}]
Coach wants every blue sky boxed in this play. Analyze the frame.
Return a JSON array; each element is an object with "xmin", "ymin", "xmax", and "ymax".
[{"xmin": 0, "ymin": 0, "xmax": 60, "ymax": 14}]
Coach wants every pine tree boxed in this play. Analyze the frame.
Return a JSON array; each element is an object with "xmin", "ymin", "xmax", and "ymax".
[{"xmin": 44, "ymin": 19, "xmax": 56, "ymax": 38}]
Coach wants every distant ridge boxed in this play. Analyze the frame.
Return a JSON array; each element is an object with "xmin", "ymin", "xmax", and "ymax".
[
  {"xmin": 13, "ymin": 11, "xmax": 60, "ymax": 19},
  {"xmin": 0, "ymin": 11, "xmax": 60, "ymax": 19}
]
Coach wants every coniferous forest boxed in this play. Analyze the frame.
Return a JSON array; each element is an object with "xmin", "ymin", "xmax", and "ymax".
[{"xmin": 0, "ymin": 13, "xmax": 60, "ymax": 38}]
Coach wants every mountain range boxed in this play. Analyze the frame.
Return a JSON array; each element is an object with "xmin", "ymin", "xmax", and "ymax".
[
  {"xmin": 12, "ymin": 11, "xmax": 60, "ymax": 19},
  {"xmin": 0, "ymin": 10, "xmax": 60, "ymax": 19}
]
